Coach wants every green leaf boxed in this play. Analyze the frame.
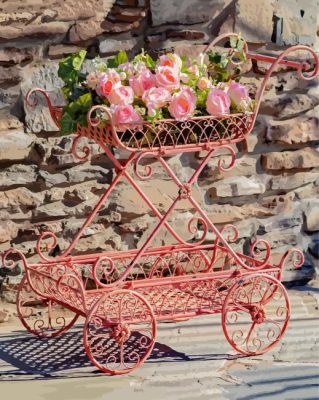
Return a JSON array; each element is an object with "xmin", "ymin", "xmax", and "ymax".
[
  {"xmin": 230, "ymin": 36, "xmax": 237, "ymax": 48},
  {"xmin": 237, "ymin": 38, "xmax": 245, "ymax": 52},
  {"xmin": 145, "ymin": 54, "xmax": 156, "ymax": 69},
  {"xmin": 72, "ymin": 50, "xmax": 87, "ymax": 70},
  {"xmin": 58, "ymin": 50, "xmax": 87, "ymax": 85},
  {"xmin": 60, "ymin": 113, "xmax": 76, "ymax": 135},
  {"xmin": 65, "ymin": 92, "xmax": 92, "ymax": 114},
  {"xmin": 196, "ymin": 89, "xmax": 209, "ymax": 108},
  {"xmin": 107, "ymin": 57, "xmax": 118, "ymax": 68},
  {"xmin": 117, "ymin": 50, "xmax": 128, "ymax": 65}
]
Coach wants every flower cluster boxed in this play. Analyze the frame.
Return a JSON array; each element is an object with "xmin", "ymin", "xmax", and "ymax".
[
  {"xmin": 58, "ymin": 48, "xmax": 254, "ymax": 134},
  {"xmin": 85, "ymin": 52, "xmax": 253, "ymax": 130}
]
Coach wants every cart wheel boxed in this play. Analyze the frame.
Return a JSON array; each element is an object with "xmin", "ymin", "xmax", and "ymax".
[
  {"xmin": 83, "ymin": 289, "xmax": 156, "ymax": 375},
  {"xmin": 17, "ymin": 275, "xmax": 79, "ymax": 337},
  {"xmin": 222, "ymin": 274, "xmax": 290, "ymax": 355}
]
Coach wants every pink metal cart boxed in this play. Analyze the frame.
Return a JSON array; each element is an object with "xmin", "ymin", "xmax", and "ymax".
[{"xmin": 3, "ymin": 34, "xmax": 318, "ymax": 375}]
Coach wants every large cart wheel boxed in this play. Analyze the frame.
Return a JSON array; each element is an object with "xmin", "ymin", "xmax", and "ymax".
[
  {"xmin": 17, "ymin": 275, "xmax": 79, "ymax": 337},
  {"xmin": 83, "ymin": 289, "xmax": 156, "ymax": 375},
  {"xmin": 222, "ymin": 274, "xmax": 290, "ymax": 355}
]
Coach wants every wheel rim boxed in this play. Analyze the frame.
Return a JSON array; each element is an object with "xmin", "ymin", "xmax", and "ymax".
[
  {"xmin": 222, "ymin": 274, "xmax": 290, "ymax": 355},
  {"xmin": 17, "ymin": 276, "xmax": 79, "ymax": 337},
  {"xmin": 83, "ymin": 289, "xmax": 156, "ymax": 375}
]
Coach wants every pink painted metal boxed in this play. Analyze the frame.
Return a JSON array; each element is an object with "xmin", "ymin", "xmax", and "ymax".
[{"xmin": 5, "ymin": 33, "xmax": 317, "ymax": 375}]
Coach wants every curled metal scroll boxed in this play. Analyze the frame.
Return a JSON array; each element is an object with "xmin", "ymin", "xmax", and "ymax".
[
  {"xmin": 279, "ymin": 248, "xmax": 304, "ymax": 271},
  {"xmin": 36, "ymin": 231, "xmax": 59, "ymax": 262},
  {"xmin": 71, "ymin": 133, "xmax": 91, "ymax": 161},
  {"xmin": 134, "ymin": 152, "xmax": 154, "ymax": 180}
]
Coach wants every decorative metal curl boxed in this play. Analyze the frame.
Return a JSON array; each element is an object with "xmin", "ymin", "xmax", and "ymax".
[
  {"xmin": 249, "ymin": 239, "xmax": 272, "ymax": 267},
  {"xmin": 56, "ymin": 273, "xmax": 87, "ymax": 312},
  {"xmin": 217, "ymin": 145, "xmax": 236, "ymax": 172},
  {"xmin": 36, "ymin": 231, "xmax": 59, "ymax": 262},
  {"xmin": 92, "ymin": 256, "xmax": 117, "ymax": 288},
  {"xmin": 2, "ymin": 248, "xmax": 27, "ymax": 273},
  {"xmin": 25, "ymin": 88, "xmax": 62, "ymax": 129},
  {"xmin": 71, "ymin": 133, "xmax": 91, "ymax": 161},
  {"xmin": 294, "ymin": 47, "xmax": 319, "ymax": 81},
  {"xmin": 87, "ymin": 105, "xmax": 114, "ymax": 128},
  {"xmin": 188, "ymin": 217, "xmax": 208, "ymax": 245},
  {"xmin": 279, "ymin": 248, "xmax": 304, "ymax": 271},
  {"xmin": 134, "ymin": 152, "xmax": 154, "ymax": 180}
]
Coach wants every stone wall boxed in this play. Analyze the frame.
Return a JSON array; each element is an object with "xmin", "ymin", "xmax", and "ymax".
[{"xmin": 0, "ymin": 0, "xmax": 318, "ymax": 287}]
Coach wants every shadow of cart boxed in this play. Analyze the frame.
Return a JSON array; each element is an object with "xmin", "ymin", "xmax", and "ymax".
[{"xmin": 0, "ymin": 327, "xmax": 241, "ymax": 381}]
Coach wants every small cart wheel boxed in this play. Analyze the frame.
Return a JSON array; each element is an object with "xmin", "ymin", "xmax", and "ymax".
[
  {"xmin": 17, "ymin": 275, "xmax": 79, "ymax": 337},
  {"xmin": 83, "ymin": 289, "xmax": 156, "ymax": 375},
  {"xmin": 222, "ymin": 274, "xmax": 290, "ymax": 355}
]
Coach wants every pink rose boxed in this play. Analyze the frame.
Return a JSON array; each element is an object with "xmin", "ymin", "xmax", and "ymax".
[
  {"xmin": 142, "ymin": 87, "xmax": 171, "ymax": 109},
  {"xmin": 168, "ymin": 87, "xmax": 196, "ymax": 121},
  {"xmin": 197, "ymin": 77, "xmax": 211, "ymax": 91},
  {"xmin": 159, "ymin": 53, "xmax": 182, "ymax": 71},
  {"xmin": 86, "ymin": 72, "xmax": 98, "ymax": 89},
  {"xmin": 227, "ymin": 81, "xmax": 250, "ymax": 106},
  {"xmin": 96, "ymin": 70, "xmax": 121, "ymax": 97},
  {"xmin": 206, "ymin": 88, "xmax": 230, "ymax": 116},
  {"xmin": 107, "ymin": 86, "xmax": 134, "ymax": 105},
  {"xmin": 156, "ymin": 66, "xmax": 180, "ymax": 92},
  {"xmin": 118, "ymin": 62, "xmax": 134, "ymax": 76},
  {"xmin": 188, "ymin": 65, "xmax": 199, "ymax": 77},
  {"xmin": 129, "ymin": 68, "xmax": 156, "ymax": 97},
  {"xmin": 113, "ymin": 104, "xmax": 143, "ymax": 132}
]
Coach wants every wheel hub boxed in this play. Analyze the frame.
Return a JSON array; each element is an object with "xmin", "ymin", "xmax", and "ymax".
[
  {"xmin": 112, "ymin": 323, "xmax": 131, "ymax": 344},
  {"xmin": 250, "ymin": 306, "xmax": 266, "ymax": 324}
]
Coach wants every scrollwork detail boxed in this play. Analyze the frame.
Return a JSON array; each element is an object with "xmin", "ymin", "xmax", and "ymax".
[
  {"xmin": 71, "ymin": 133, "xmax": 91, "ymax": 161},
  {"xmin": 134, "ymin": 152, "xmax": 154, "ymax": 180}
]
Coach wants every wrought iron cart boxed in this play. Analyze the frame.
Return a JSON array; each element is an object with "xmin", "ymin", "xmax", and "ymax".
[{"xmin": 3, "ymin": 34, "xmax": 318, "ymax": 375}]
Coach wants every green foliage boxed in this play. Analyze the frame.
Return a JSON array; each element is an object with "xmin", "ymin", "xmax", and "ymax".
[
  {"xmin": 132, "ymin": 51, "xmax": 156, "ymax": 70},
  {"xmin": 58, "ymin": 50, "xmax": 87, "ymax": 86},
  {"xmin": 196, "ymin": 88, "xmax": 209, "ymax": 109},
  {"xmin": 207, "ymin": 34, "xmax": 246, "ymax": 82},
  {"xmin": 58, "ymin": 50, "xmax": 92, "ymax": 135},
  {"xmin": 60, "ymin": 93, "xmax": 93, "ymax": 135},
  {"xmin": 107, "ymin": 50, "xmax": 129, "ymax": 68}
]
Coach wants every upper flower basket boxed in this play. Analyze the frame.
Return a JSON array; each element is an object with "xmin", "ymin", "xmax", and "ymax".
[{"xmin": 26, "ymin": 33, "xmax": 318, "ymax": 154}]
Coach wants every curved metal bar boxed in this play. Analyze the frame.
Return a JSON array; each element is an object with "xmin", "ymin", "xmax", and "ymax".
[
  {"xmin": 278, "ymin": 248, "xmax": 304, "ymax": 281},
  {"xmin": 71, "ymin": 133, "xmax": 91, "ymax": 161},
  {"xmin": 134, "ymin": 152, "xmax": 154, "ymax": 181},
  {"xmin": 252, "ymin": 45, "xmax": 319, "ymax": 123},
  {"xmin": 2, "ymin": 248, "xmax": 28, "ymax": 273},
  {"xmin": 36, "ymin": 231, "xmax": 59, "ymax": 262},
  {"xmin": 25, "ymin": 88, "xmax": 62, "ymax": 129}
]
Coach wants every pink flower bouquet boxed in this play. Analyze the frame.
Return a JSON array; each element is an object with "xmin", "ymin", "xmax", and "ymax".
[{"xmin": 58, "ymin": 42, "xmax": 254, "ymax": 141}]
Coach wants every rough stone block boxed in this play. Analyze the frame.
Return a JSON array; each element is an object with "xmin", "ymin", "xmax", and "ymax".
[
  {"xmin": 303, "ymin": 199, "xmax": 319, "ymax": 231},
  {"xmin": 0, "ymin": 130, "xmax": 35, "ymax": 162},
  {"xmin": 261, "ymin": 148, "xmax": 319, "ymax": 171},
  {"xmin": 150, "ymin": 0, "xmax": 228, "ymax": 26},
  {"xmin": 208, "ymin": 176, "xmax": 266, "ymax": 198}
]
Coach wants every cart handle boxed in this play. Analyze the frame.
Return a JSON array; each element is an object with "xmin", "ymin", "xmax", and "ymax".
[
  {"xmin": 26, "ymin": 88, "xmax": 62, "ymax": 129},
  {"xmin": 203, "ymin": 32, "xmax": 314, "ymax": 72},
  {"xmin": 204, "ymin": 32, "xmax": 318, "ymax": 131}
]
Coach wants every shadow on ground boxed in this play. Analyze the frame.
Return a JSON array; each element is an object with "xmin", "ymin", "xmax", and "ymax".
[{"xmin": 0, "ymin": 328, "xmax": 240, "ymax": 381}]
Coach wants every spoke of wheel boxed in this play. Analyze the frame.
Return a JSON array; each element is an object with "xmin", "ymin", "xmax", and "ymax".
[
  {"xmin": 130, "ymin": 327, "xmax": 152, "ymax": 334},
  {"xmin": 245, "ymin": 321, "xmax": 257, "ymax": 345},
  {"xmin": 120, "ymin": 342, "xmax": 124, "ymax": 368},
  {"xmin": 118, "ymin": 297, "xmax": 123, "ymax": 325},
  {"xmin": 231, "ymin": 301, "xmax": 251, "ymax": 314},
  {"xmin": 264, "ymin": 318, "xmax": 283, "ymax": 330},
  {"xmin": 260, "ymin": 281, "xmax": 275, "ymax": 306}
]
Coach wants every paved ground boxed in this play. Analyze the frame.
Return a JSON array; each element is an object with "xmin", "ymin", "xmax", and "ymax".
[{"xmin": 0, "ymin": 283, "xmax": 318, "ymax": 400}]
